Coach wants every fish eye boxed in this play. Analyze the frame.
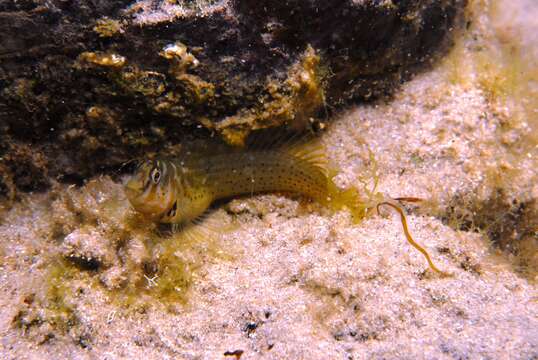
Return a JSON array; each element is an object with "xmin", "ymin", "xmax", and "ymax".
[{"xmin": 150, "ymin": 167, "xmax": 161, "ymax": 184}]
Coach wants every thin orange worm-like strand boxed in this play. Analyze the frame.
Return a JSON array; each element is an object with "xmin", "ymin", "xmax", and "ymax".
[
  {"xmin": 393, "ymin": 197, "xmax": 423, "ymax": 203},
  {"xmin": 377, "ymin": 201, "xmax": 451, "ymax": 277}
]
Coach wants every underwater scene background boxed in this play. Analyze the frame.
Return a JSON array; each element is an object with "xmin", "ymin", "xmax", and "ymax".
[{"xmin": 0, "ymin": 0, "xmax": 536, "ymax": 358}]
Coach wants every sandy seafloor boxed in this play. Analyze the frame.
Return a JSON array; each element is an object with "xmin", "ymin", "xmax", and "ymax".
[{"xmin": 1, "ymin": 0, "xmax": 537, "ymax": 359}]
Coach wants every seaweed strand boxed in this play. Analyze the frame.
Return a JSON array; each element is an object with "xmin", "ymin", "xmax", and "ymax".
[{"xmin": 377, "ymin": 201, "xmax": 451, "ymax": 277}]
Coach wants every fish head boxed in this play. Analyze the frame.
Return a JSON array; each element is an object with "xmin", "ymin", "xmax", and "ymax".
[{"xmin": 124, "ymin": 159, "xmax": 176, "ymax": 219}]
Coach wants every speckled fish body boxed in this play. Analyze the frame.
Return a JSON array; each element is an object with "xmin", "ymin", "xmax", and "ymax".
[{"xmin": 124, "ymin": 141, "xmax": 364, "ymax": 225}]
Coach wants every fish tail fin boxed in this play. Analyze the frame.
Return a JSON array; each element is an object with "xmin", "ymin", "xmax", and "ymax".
[{"xmin": 327, "ymin": 183, "xmax": 369, "ymax": 223}]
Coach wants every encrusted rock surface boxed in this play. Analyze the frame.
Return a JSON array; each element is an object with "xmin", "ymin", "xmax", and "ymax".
[{"xmin": 0, "ymin": 0, "xmax": 466, "ymax": 195}]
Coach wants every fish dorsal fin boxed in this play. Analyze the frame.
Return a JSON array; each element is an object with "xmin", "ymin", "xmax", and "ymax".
[
  {"xmin": 244, "ymin": 129, "xmax": 329, "ymax": 177},
  {"xmin": 281, "ymin": 137, "xmax": 329, "ymax": 177},
  {"xmin": 174, "ymin": 129, "xmax": 330, "ymax": 179}
]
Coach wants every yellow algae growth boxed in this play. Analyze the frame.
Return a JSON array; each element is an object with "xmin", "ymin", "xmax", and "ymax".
[
  {"xmin": 93, "ymin": 18, "xmax": 124, "ymax": 38},
  {"xmin": 78, "ymin": 52, "xmax": 127, "ymax": 68}
]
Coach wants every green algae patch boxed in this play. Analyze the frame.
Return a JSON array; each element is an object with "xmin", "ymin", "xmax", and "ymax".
[
  {"xmin": 141, "ymin": 233, "xmax": 200, "ymax": 305},
  {"xmin": 11, "ymin": 259, "xmax": 83, "ymax": 343},
  {"xmin": 33, "ymin": 177, "xmax": 233, "ymax": 312},
  {"xmin": 43, "ymin": 260, "xmax": 82, "ymax": 333}
]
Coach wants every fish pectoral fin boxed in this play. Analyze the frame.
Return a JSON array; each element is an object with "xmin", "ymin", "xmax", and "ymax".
[
  {"xmin": 170, "ymin": 209, "xmax": 238, "ymax": 261},
  {"xmin": 193, "ymin": 209, "xmax": 238, "ymax": 234}
]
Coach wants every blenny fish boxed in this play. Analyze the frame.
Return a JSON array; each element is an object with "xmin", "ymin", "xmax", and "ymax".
[{"xmin": 124, "ymin": 138, "xmax": 448, "ymax": 276}]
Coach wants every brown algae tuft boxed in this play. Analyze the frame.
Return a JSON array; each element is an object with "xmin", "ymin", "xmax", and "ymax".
[{"xmin": 443, "ymin": 190, "xmax": 538, "ymax": 281}]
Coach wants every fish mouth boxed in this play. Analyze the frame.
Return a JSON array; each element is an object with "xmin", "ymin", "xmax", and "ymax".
[
  {"xmin": 124, "ymin": 180, "xmax": 162, "ymax": 217},
  {"xmin": 124, "ymin": 180, "xmax": 142, "ymax": 201}
]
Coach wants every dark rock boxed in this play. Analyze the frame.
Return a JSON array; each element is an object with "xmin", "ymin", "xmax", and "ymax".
[{"xmin": 0, "ymin": 0, "xmax": 466, "ymax": 195}]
